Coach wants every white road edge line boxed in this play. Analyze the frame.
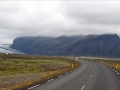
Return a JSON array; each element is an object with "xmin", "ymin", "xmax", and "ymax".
[
  {"xmin": 47, "ymin": 79, "xmax": 54, "ymax": 82},
  {"xmin": 81, "ymin": 85, "xmax": 85, "ymax": 90},
  {"xmin": 58, "ymin": 75, "xmax": 63, "ymax": 77},
  {"xmin": 66, "ymin": 73, "xmax": 68, "ymax": 74},
  {"xmin": 28, "ymin": 85, "xmax": 39, "ymax": 89}
]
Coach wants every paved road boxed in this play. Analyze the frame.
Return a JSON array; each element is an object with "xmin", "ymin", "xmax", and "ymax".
[{"xmin": 28, "ymin": 60, "xmax": 120, "ymax": 90}]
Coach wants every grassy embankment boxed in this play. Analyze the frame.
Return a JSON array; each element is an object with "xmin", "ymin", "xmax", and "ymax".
[
  {"xmin": 79, "ymin": 57, "xmax": 120, "ymax": 71},
  {"xmin": 0, "ymin": 54, "xmax": 80, "ymax": 90}
]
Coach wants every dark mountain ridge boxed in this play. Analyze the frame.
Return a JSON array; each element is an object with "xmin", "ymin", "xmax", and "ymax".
[{"xmin": 10, "ymin": 34, "xmax": 120, "ymax": 57}]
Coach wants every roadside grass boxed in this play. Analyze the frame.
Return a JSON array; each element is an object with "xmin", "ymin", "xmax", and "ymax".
[
  {"xmin": 98, "ymin": 60, "xmax": 120, "ymax": 71},
  {"xmin": 0, "ymin": 54, "xmax": 80, "ymax": 90}
]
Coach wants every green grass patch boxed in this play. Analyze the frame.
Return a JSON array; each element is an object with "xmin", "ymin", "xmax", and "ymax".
[{"xmin": 0, "ymin": 54, "xmax": 70, "ymax": 76}]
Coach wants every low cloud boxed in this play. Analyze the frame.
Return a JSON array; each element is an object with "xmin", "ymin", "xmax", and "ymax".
[{"xmin": 0, "ymin": 1, "xmax": 120, "ymax": 44}]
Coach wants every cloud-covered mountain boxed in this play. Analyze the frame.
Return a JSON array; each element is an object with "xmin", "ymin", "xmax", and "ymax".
[
  {"xmin": 1, "ymin": 1, "xmax": 120, "ymax": 44},
  {"xmin": 10, "ymin": 34, "xmax": 120, "ymax": 57}
]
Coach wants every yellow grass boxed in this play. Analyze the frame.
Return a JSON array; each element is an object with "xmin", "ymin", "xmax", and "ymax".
[
  {"xmin": 0, "ymin": 54, "xmax": 80, "ymax": 90},
  {"xmin": 6, "ymin": 63, "xmax": 80, "ymax": 90}
]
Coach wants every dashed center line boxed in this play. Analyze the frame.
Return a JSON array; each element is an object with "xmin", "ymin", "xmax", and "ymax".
[
  {"xmin": 90, "ymin": 75, "xmax": 93, "ymax": 78},
  {"xmin": 81, "ymin": 85, "xmax": 85, "ymax": 90}
]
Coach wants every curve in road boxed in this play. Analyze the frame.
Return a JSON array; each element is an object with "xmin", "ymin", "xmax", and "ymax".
[{"xmin": 28, "ymin": 60, "xmax": 120, "ymax": 90}]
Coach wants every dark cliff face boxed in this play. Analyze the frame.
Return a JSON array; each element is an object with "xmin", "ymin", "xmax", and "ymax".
[
  {"xmin": 10, "ymin": 34, "xmax": 120, "ymax": 57},
  {"xmin": 66, "ymin": 34, "xmax": 120, "ymax": 57}
]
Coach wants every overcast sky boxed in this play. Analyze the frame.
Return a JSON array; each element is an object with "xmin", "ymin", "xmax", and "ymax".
[{"xmin": 0, "ymin": 1, "xmax": 120, "ymax": 44}]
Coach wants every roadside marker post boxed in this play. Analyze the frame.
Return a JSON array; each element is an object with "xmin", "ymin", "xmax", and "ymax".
[
  {"xmin": 116, "ymin": 64, "xmax": 119, "ymax": 70},
  {"xmin": 76, "ymin": 57, "xmax": 78, "ymax": 60},
  {"xmin": 72, "ymin": 64, "xmax": 74, "ymax": 69},
  {"xmin": 101, "ymin": 61, "xmax": 102, "ymax": 64}
]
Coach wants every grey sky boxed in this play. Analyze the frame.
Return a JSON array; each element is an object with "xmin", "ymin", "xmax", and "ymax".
[{"xmin": 0, "ymin": 1, "xmax": 120, "ymax": 44}]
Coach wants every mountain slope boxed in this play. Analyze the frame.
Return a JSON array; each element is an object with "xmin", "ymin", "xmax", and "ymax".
[
  {"xmin": 11, "ymin": 36, "xmax": 83, "ymax": 55},
  {"xmin": 10, "ymin": 34, "xmax": 120, "ymax": 57}
]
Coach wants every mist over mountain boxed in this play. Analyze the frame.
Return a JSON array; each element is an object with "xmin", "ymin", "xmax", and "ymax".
[{"xmin": 10, "ymin": 34, "xmax": 120, "ymax": 57}]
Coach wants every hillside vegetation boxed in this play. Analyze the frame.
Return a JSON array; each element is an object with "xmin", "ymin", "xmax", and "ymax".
[{"xmin": 11, "ymin": 34, "xmax": 120, "ymax": 57}]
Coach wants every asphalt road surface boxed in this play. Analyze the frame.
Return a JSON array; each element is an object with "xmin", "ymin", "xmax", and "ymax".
[{"xmin": 28, "ymin": 60, "xmax": 120, "ymax": 90}]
